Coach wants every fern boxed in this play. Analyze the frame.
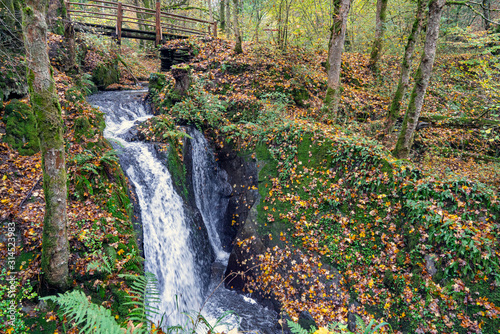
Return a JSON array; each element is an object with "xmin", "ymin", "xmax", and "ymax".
[
  {"xmin": 287, "ymin": 320, "xmax": 311, "ymax": 334},
  {"xmin": 120, "ymin": 272, "xmax": 161, "ymax": 324},
  {"xmin": 183, "ymin": 310, "xmax": 237, "ymax": 334},
  {"xmin": 42, "ymin": 290, "xmax": 124, "ymax": 334},
  {"xmin": 100, "ymin": 149, "xmax": 120, "ymax": 165},
  {"xmin": 355, "ymin": 315, "xmax": 391, "ymax": 334}
]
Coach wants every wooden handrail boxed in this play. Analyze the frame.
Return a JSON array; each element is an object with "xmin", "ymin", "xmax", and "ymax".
[
  {"xmin": 161, "ymin": 12, "xmax": 214, "ymax": 25},
  {"xmin": 67, "ymin": 0, "xmax": 217, "ymax": 42},
  {"xmin": 67, "ymin": 2, "xmax": 117, "ymax": 10},
  {"xmin": 122, "ymin": 3, "xmax": 156, "ymax": 14},
  {"xmin": 69, "ymin": 11, "xmax": 115, "ymax": 19}
]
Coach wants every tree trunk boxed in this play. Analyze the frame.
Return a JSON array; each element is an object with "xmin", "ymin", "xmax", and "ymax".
[
  {"xmin": 384, "ymin": 0, "xmax": 426, "ymax": 135},
  {"xmin": 233, "ymin": 0, "xmax": 243, "ymax": 53},
  {"xmin": 61, "ymin": 0, "xmax": 76, "ymax": 72},
  {"xmin": 208, "ymin": 0, "xmax": 213, "ymax": 22},
  {"xmin": 393, "ymin": 0, "xmax": 446, "ymax": 159},
  {"xmin": 225, "ymin": 0, "xmax": 231, "ymax": 32},
  {"xmin": 323, "ymin": 0, "xmax": 352, "ymax": 122},
  {"xmin": 368, "ymin": 0, "xmax": 388, "ymax": 72},
  {"xmin": 21, "ymin": 0, "xmax": 69, "ymax": 291},
  {"xmin": 482, "ymin": 0, "xmax": 490, "ymax": 31},
  {"xmin": 220, "ymin": 0, "xmax": 226, "ymax": 32}
]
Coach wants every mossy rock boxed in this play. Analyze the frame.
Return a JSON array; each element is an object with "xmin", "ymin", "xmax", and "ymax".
[
  {"xmin": 92, "ymin": 59, "xmax": 120, "ymax": 89},
  {"xmin": 2, "ymin": 99, "xmax": 39, "ymax": 155}
]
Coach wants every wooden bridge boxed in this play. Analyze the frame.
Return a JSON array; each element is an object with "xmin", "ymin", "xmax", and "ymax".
[{"xmin": 66, "ymin": 0, "xmax": 217, "ymax": 45}]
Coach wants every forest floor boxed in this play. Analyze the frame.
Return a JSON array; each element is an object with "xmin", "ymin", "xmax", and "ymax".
[{"xmin": 0, "ymin": 35, "xmax": 499, "ymax": 333}]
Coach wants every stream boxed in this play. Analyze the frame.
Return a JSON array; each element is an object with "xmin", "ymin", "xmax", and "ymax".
[{"xmin": 89, "ymin": 89, "xmax": 278, "ymax": 333}]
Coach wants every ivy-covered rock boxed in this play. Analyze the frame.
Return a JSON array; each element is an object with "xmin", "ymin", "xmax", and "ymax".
[{"xmin": 2, "ymin": 99, "xmax": 39, "ymax": 155}]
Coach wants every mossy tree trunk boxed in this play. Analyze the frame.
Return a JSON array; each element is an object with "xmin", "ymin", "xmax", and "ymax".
[
  {"xmin": 21, "ymin": 0, "xmax": 69, "ymax": 290},
  {"xmin": 323, "ymin": 0, "xmax": 352, "ymax": 122},
  {"xmin": 384, "ymin": 0, "xmax": 426, "ymax": 135},
  {"xmin": 232, "ymin": 0, "xmax": 243, "ymax": 54},
  {"xmin": 393, "ymin": 0, "xmax": 446, "ymax": 159},
  {"xmin": 368, "ymin": 0, "xmax": 388, "ymax": 72}
]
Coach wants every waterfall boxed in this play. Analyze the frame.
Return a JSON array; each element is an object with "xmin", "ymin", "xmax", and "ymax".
[
  {"xmin": 91, "ymin": 91, "xmax": 203, "ymax": 326},
  {"xmin": 91, "ymin": 90, "xmax": 279, "ymax": 333},
  {"xmin": 189, "ymin": 128, "xmax": 231, "ymax": 261}
]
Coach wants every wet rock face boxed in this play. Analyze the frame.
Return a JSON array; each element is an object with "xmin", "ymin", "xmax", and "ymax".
[{"xmin": 215, "ymin": 145, "xmax": 259, "ymax": 250}]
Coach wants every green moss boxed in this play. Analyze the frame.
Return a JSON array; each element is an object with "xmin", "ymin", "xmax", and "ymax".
[
  {"xmin": 92, "ymin": 59, "xmax": 120, "ymax": 89},
  {"xmin": 149, "ymin": 73, "xmax": 167, "ymax": 92},
  {"xmin": 166, "ymin": 142, "xmax": 189, "ymax": 201},
  {"xmin": 73, "ymin": 116, "xmax": 95, "ymax": 141},
  {"xmin": 2, "ymin": 99, "xmax": 39, "ymax": 155}
]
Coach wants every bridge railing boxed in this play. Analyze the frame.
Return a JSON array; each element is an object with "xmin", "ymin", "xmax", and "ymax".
[{"xmin": 66, "ymin": 0, "xmax": 217, "ymax": 45}]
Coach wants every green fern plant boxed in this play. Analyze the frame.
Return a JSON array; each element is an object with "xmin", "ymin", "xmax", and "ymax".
[
  {"xmin": 287, "ymin": 315, "xmax": 391, "ymax": 334},
  {"xmin": 355, "ymin": 315, "xmax": 391, "ymax": 334},
  {"xmin": 41, "ymin": 290, "xmax": 124, "ymax": 334},
  {"xmin": 288, "ymin": 320, "xmax": 314, "ymax": 334},
  {"xmin": 119, "ymin": 273, "xmax": 161, "ymax": 324},
  {"xmin": 100, "ymin": 149, "xmax": 120, "ymax": 165},
  {"xmin": 42, "ymin": 273, "xmax": 161, "ymax": 333}
]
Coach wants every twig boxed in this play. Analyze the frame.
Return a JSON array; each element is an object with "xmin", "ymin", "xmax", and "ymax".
[{"xmin": 19, "ymin": 176, "xmax": 42, "ymax": 209}]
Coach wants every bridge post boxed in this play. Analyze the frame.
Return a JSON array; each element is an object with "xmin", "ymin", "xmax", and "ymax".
[
  {"xmin": 155, "ymin": 0, "xmax": 162, "ymax": 46},
  {"xmin": 116, "ymin": 2, "xmax": 123, "ymax": 45}
]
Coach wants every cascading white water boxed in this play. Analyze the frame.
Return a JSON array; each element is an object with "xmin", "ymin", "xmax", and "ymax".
[
  {"xmin": 190, "ymin": 129, "xmax": 231, "ymax": 261},
  {"xmin": 91, "ymin": 90, "xmax": 279, "ymax": 333},
  {"xmin": 90, "ymin": 90, "xmax": 202, "ymax": 327}
]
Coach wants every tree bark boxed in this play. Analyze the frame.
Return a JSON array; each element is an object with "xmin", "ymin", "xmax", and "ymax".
[
  {"xmin": 482, "ymin": 0, "xmax": 490, "ymax": 31},
  {"xmin": 21, "ymin": 0, "xmax": 69, "ymax": 290},
  {"xmin": 323, "ymin": 0, "xmax": 352, "ymax": 122},
  {"xmin": 224, "ymin": 0, "xmax": 231, "ymax": 31},
  {"xmin": 384, "ymin": 0, "xmax": 426, "ymax": 135},
  {"xmin": 61, "ymin": 0, "xmax": 76, "ymax": 72},
  {"xmin": 233, "ymin": 0, "xmax": 243, "ymax": 53},
  {"xmin": 368, "ymin": 0, "xmax": 388, "ymax": 72},
  {"xmin": 220, "ymin": 0, "xmax": 226, "ymax": 32},
  {"xmin": 393, "ymin": 0, "xmax": 446, "ymax": 159}
]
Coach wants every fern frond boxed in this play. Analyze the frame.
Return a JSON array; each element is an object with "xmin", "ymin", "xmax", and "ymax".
[
  {"xmin": 42, "ymin": 290, "xmax": 124, "ymax": 334},
  {"xmin": 119, "ymin": 272, "xmax": 161, "ymax": 323},
  {"xmin": 100, "ymin": 149, "xmax": 120, "ymax": 165},
  {"xmin": 287, "ymin": 320, "xmax": 310, "ymax": 334}
]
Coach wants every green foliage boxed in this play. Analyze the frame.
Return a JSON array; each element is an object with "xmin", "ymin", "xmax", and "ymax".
[
  {"xmin": 0, "ymin": 269, "xmax": 37, "ymax": 334},
  {"xmin": 92, "ymin": 58, "xmax": 120, "ymax": 89},
  {"xmin": 287, "ymin": 315, "xmax": 391, "ymax": 334},
  {"xmin": 42, "ymin": 290, "xmax": 125, "ymax": 334},
  {"xmin": 119, "ymin": 273, "xmax": 160, "ymax": 325},
  {"xmin": 2, "ymin": 99, "xmax": 39, "ymax": 155},
  {"xmin": 74, "ymin": 73, "xmax": 98, "ymax": 96},
  {"xmin": 288, "ymin": 320, "xmax": 313, "ymax": 334}
]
